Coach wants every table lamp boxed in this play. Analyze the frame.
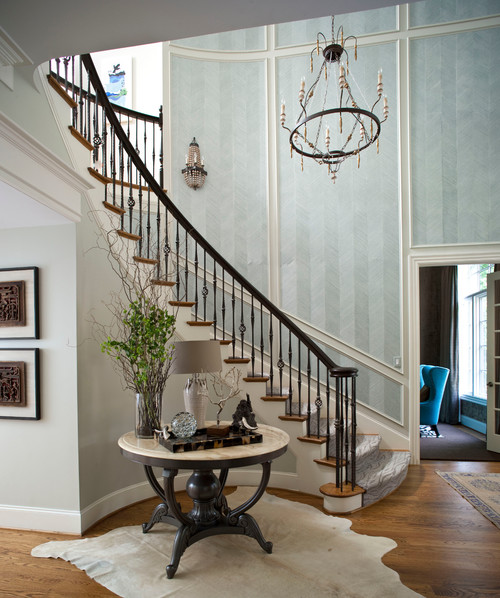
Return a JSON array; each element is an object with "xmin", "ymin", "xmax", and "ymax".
[{"xmin": 170, "ymin": 340, "xmax": 222, "ymax": 430}]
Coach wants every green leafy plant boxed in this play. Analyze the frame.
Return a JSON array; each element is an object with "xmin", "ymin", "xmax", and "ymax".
[{"xmin": 100, "ymin": 295, "xmax": 175, "ymax": 431}]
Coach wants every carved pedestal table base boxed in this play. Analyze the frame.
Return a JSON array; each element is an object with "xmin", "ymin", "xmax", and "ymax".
[{"xmin": 118, "ymin": 424, "xmax": 289, "ymax": 579}]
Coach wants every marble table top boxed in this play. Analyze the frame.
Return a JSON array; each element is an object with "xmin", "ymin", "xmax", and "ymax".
[{"xmin": 118, "ymin": 422, "xmax": 289, "ymax": 469}]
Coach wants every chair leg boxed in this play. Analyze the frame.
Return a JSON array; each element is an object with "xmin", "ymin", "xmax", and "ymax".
[{"xmin": 431, "ymin": 424, "xmax": 440, "ymax": 437}]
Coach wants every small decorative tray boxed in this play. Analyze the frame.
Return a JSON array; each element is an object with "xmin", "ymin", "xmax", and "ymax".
[{"xmin": 159, "ymin": 428, "xmax": 263, "ymax": 453}]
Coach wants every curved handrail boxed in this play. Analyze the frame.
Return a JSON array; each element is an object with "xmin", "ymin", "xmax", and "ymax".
[{"xmin": 81, "ymin": 53, "xmax": 344, "ymax": 376}]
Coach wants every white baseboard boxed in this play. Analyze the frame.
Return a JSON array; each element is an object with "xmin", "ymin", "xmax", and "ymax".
[
  {"xmin": 0, "ymin": 504, "xmax": 82, "ymax": 534},
  {"xmin": 1, "ymin": 470, "xmax": 300, "ymax": 534},
  {"xmin": 80, "ymin": 473, "xmax": 190, "ymax": 533}
]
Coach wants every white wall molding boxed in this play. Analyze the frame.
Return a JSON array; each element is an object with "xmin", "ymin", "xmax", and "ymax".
[
  {"xmin": 0, "ymin": 26, "xmax": 32, "ymax": 68},
  {"xmin": 0, "ymin": 504, "xmax": 81, "ymax": 535},
  {"xmin": 80, "ymin": 473, "xmax": 190, "ymax": 533},
  {"xmin": 0, "ymin": 110, "xmax": 92, "ymax": 222},
  {"xmin": 408, "ymin": 246, "xmax": 500, "ymax": 462}
]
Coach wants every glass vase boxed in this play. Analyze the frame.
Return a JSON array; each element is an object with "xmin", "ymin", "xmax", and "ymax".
[{"xmin": 135, "ymin": 393, "xmax": 162, "ymax": 439}]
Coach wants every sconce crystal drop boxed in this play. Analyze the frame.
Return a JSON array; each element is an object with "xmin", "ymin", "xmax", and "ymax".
[{"xmin": 182, "ymin": 138, "xmax": 207, "ymax": 190}]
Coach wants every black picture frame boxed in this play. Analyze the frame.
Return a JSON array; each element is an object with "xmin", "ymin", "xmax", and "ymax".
[
  {"xmin": 0, "ymin": 348, "xmax": 40, "ymax": 420},
  {"xmin": 0, "ymin": 267, "xmax": 39, "ymax": 339}
]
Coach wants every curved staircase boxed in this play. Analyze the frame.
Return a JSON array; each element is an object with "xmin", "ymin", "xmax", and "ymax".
[{"xmin": 44, "ymin": 54, "xmax": 410, "ymax": 513}]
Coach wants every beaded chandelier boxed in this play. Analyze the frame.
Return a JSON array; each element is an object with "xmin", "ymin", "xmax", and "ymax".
[
  {"xmin": 280, "ymin": 16, "xmax": 389, "ymax": 183},
  {"xmin": 182, "ymin": 138, "xmax": 207, "ymax": 190}
]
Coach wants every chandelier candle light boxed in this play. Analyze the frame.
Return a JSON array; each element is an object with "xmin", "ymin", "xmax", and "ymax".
[
  {"xmin": 182, "ymin": 137, "xmax": 207, "ymax": 189},
  {"xmin": 280, "ymin": 16, "xmax": 389, "ymax": 182}
]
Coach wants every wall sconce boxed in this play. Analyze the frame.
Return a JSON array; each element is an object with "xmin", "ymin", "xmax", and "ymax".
[{"xmin": 182, "ymin": 137, "xmax": 207, "ymax": 190}]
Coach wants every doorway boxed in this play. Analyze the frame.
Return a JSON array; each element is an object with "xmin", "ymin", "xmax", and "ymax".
[{"xmin": 419, "ymin": 264, "xmax": 500, "ymax": 461}]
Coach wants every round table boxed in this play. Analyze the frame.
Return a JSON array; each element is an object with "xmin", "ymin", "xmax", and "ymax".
[{"xmin": 118, "ymin": 424, "xmax": 289, "ymax": 579}]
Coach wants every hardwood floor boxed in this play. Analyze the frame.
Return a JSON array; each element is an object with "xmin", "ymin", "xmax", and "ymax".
[{"xmin": 1, "ymin": 460, "xmax": 499, "ymax": 597}]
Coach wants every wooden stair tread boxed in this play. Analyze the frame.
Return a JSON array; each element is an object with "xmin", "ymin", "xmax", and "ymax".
[
  {"xmin": 243, "ymin": 376, "xmax": 269, "ymax": 383},
  {"xmin": 116, "ymin": 230, "xmax": 141, "ymax": 241},
  {"xmin": 319, "ymin": 483, "xmax": 366, "ymax": 498},
  {"xmin": 153, "ymin": 280, "xmax": 176, "ymax": 287},
  {"xmin": 314, "ymin": 457, "xmax": 345, "ymax": 468},
  {"xmin": 88, "ymin": 168, "xmax": 168, "ymax": 193},
  {"xmin": 187, "ymin": 321, "xmax": 214, "ymax": 327},
  {"xmin": 102, "ymin": 201, "xmax": 126, "ymax": 216},
  {"xmin": 261, "ymin": 395, "xmax": 288, "ymax": 402},
  {"xmin": 169, "ymin": 301, "xmax": 195, "ymax": 307},
  {"xmin": 70, "ymin": 126, "xmax": 94, "ymax": 152},
  {"xmin": 219, "ymin": 339, "xmax": 233, "ymax": 345},
  {"xmin": 47, "ymin": 75, "xmax": 77, "ymax": 108},
  {"xmin": 279, "ymin": 414, "xmax": 307, "ymax": 422},
  {"xmin": 133, "ymin": 256, "xmax": 159, "ymax": 265},
  {"xmin": 224, "ymin": 358, "xmax": 250, "ymax": 364},
  {"xmin": 297, "ymin": 435, "xmax": 327, "ymax": 445}
]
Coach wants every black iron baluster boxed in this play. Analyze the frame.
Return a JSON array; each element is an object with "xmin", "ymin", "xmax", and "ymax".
[
  {"xmin": 71, "ymin": 57, "xmax": 76, "ymax": 104},
  {"xmin": 156, "ymin": 189, "xmax": 161, "ymax": 276},
  {"xmin": 145, "ymin": 184, "xmax": 151, "ymax": 260},
  {"xmin": 239, "ymin": 284, "xmax": 246, "ymax": 359},
  {"xmin": 326, "ymin": 370, "xmax": 331, "ymax": 462},
  {"xmin": 86, "ymin": 74, "xmax": 91, "ymax": 143},
  {"xmin": 212, "ymin": 260, "xmax": 217, "ymax": 340},
  {"xmin": 137, "ymin": 175, "xmax": 143, "ymax": 256},
  {"xmin": 62, "ymin": 57, "xmax": 70, "ymax": 92},
  {"xmin": 296, "ymin": 341, "xmax": 302, "ymax": 417},
  {"xmin": 163, "ymin": 204, "xmax": 169, "ymax": 281},
  {"xmin": 288, "ymin": 331, "xmax": 293, "ymax": 403},
  {"xmin": 268, "ymin": 318, "xmax": 274, "ymax": 395},
  {"xmin": 231, "ymin": 278, "xmax": 236, "ymax": 358},
  {"xmin": 250, "ymin": 296, "xmax": 255, "ymax": 376},
  {"xmin": 315, "ymin": 360, "xmax": 322, "ymax": 438},
  {"xmin": 110, "ymin": 125, "xmax": 116, "ymax": 207},
  {"xmin": 277, "ymin": 322, "xmax": 284, "ymax": 396},
  {"xmin": 202, "ymin": 250, "xmax": 208, "ymax": 322},
  {"xmin": 194, "ymin": 243, "xmax": 199, "ymax": 321},
  {"xmin": 306, "ymin": 350, "xmax": 311, "ymax": 436},
  {"xmin": 175, "ymin": 221, "xmax": 180, "ymax": 301},
  {"xmin": 221, "ymin": 269, "xmax": 226, "ymax": 341},
  {"xmin": 101, "ymin": 105, "xmax": 107, "ymax": 178},
  {"xmin": 78, "ymin": 57, "xmax": 84, "ymax": 134},
  {"xmin": 119, "ymin": 139, "xmax": 125, "ymax": 213},
  {"xmin": 344, "ymin": 377, "xmax": 350, "ymax": 485},
  {"xmin": 159, "ymin": 106, "xmax": 164, "ymax": 189},
  {"xmin": 260, "ymin": 305, "xmax": 264, "ymax": 378},
  {"xmin": 184, "ymin": 234, "xmax": 189, "ymax": 303},
  {"xmin": 128, "ymin": 156, "xmax": 135, "ymax": 233},
  {"xmin": 350, "ymin": 373, "xmax": 357, "ymax": 490},
  {"xmin": 334, "ymin": 373, "xmax": 343, "ymax": 490},
  {"xmin": 92, "ymin": 92, "xmax": 99, "ymax": 165}
]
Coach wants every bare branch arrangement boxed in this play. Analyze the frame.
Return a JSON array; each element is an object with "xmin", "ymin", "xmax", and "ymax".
[{"xmin": 209, "ymin": 367, "xmax": 242, "ymax": 426}]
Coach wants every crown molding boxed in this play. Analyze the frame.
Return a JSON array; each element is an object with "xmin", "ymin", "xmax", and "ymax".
[{"xmin": 0, "ymin": 26, "xmax": 32, "ymax": 68}]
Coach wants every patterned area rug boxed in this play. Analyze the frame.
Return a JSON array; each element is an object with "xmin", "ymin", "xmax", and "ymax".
[
  {"xmin": 436, "ymin": 472, "xmax": 500, "ymax": 528},
  {"xmin": 32, "ymin": 487, "xmax": 422, "ymax": 598}
]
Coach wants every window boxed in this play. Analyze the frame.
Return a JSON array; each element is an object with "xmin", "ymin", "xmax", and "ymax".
[{"xmin": 458, "ymin": 264, "xmax": 494, "ymax": 400}]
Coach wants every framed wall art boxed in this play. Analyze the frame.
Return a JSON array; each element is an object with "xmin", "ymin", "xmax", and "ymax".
[
  {"xmin": 0, "ymin": 267, "xmax": 39, "ymax": 339},
  {"xmin": 0, "ymin": 348, "xmax": 40, "ymax": 420}
]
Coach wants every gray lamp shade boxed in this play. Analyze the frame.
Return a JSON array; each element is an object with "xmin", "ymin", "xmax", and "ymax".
[{"xmin": 170, "ymin": 340, "xmax": 222, "ymax": 375}]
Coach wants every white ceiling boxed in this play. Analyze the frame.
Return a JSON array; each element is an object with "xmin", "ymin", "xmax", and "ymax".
[{"xmin": 1, "ymin": 0, "xmax": 405, "ymax": 66}]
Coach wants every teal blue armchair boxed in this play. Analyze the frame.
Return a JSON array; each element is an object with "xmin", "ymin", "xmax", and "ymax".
[{"xmin": 420, "ymin": 364, "xmax": 450, "ymax": 436}]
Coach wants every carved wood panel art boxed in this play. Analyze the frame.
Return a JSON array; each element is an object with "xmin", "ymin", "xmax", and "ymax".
[
  {"xmin": 0, "ymin": 281, "xmax": 25, "ymax": 327},
  {"xmin": 0, "ymin": 361, "xmax": 26, "ymax": 407}
]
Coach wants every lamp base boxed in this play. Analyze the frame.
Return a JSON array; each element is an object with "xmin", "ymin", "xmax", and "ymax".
[{"xmin": 183, "ymin": 376, "xmax": 208, "ymax": 429}]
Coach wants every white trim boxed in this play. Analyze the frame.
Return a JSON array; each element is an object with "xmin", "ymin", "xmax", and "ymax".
[
  {"xmin": 80, "ymin": 473, "xmax": 189, "ymax": 533},
  {"xmin": 0, "ymin": 26, "xmax": 33, "ymax": 68},
  {"xmin": 0, "ymin": 504, "xmax": 81, "ymax": 534},
  {"xmin": 408, "ymin": 247, "xmax": 500, "ymax": 463},
  {"xmin": 0, "ymin": 110, "xmax": 92, "ymax": 222}
]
